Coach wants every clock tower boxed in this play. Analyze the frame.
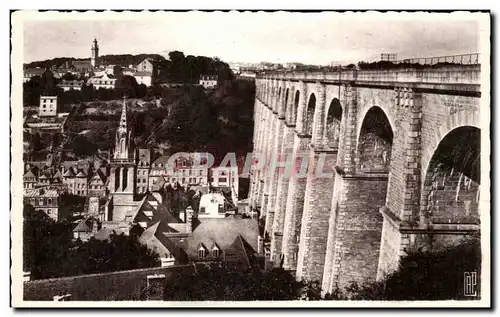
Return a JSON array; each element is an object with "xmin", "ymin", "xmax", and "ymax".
[{"xmin": 91, "ymin": 38, "xmax": 99, "ymax": 68}]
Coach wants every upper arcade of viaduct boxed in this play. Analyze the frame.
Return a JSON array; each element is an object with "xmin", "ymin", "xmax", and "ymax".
[{"xmin": 249, "ymin": 64, "xmax": 483, "ymax": 295}]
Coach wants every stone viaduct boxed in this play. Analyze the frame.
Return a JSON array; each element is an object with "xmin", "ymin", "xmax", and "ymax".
[{"xmin": 248, "ymin": 64, "xmax": 483, "ymax": 294}]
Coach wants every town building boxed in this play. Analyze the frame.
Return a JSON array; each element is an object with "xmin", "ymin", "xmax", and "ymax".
[
  {"xmin": 199, "ymin": 75, "xmax": 218, "ymax": 89},
  {"xmin": 105, "ymin": 65, "xmax": 122, "ymax": 76},
  {"xmin": 23, "ymin": 169, "xmax": 38, "ymax": 189},
  {"xmin": 91, "ymin": 67, "xmax": 107, "ymax": 77},
  {"xmin": 51, "ymin": 60, "xmax": 78, "ymax": 77},
  {"xmin": 72, "ymin": 60, "xmax": 93, "ymax": 75},
  {"xmin": 39, "ymin": 96, "xmax": 58, "ymax": 117},
  {"xmin": 122, "ymin": 67, "xmax": 136, "ymax": 76},
  {"xmin": 72, "ymin": 218, "xmax": 99, "ymax": 241},
  {"xmin": 148, "ymin": 155, "xmax": 239, "ymax": 205},
  {"xmin": 23, "ymin": 67, "xmax": 47, "ymax": 83},
  {"xmin": 149, "ymin": 154, "xmax": 209, "ymax": 189},
  {"xmin": 23, "ymin": 188, "xmax": 60, "ymax": 221},
  {"xmin": 88, "ymin": 168, "xmax": 108, "ymax": 197},
  {"xmin": 198, "ymin": 192, "xmax": 226, "ymax": 218},
  {"xmin": 62, "ymin": 167, "xmax": 89, "ymax": 196},
  {"xmin": 136, "ymin": 58, "xmax": 154, "ymax": 73},
  {"xmin": 136, "ymin": 149, "xmax": 151, "ymax": 194},
  {"xmin": 88, "ymin": 73, "xmax": 117, "ymax": 89},
  {"xmin": 211, "ymin": 166, "xmax": 239, "ymax": 201},
  {"xmin": 58, "ymin": 80, "xmax": 84, "ymax": 91},
  {"xmin": 139, "ymin": 212, "xmax": 262, "ymax": 269},
  {"xmin": 134, "ymin": 71, "xmax": 153, "ymax": 87}
]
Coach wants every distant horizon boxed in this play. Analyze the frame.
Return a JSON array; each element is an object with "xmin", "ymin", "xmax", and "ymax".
[
  {"xmin": 23, "ymin": 49, "xmax": 482, "ymax": 68},
  {"xmin": 23, "ymin": 12, "xmax": 482, "ymax": 66}
]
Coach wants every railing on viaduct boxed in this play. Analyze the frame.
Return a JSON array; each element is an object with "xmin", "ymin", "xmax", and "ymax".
[
  {"xmin": 258, "ymin": 64, "xmax": 481, "ymax": 87},
  {"xmin": 257, "ymin": 53, "xmax": 481, "ymax": 86}
]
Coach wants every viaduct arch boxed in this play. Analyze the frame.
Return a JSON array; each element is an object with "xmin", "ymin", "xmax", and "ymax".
[{"xmin": 250, "ymin": 65, "xmax": 484, "ymax": 294}]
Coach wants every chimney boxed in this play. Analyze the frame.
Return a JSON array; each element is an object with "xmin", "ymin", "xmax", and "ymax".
[{"xmin": 185, "ymin": 206, "xmax": 194, "ymax": 233}]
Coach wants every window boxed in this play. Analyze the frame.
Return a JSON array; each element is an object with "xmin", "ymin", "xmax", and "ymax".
[
  {"xmin": 199, "ymin": 170, "xmax": 203, "ymax": 176},
  {"xmin": 198, "ymin": 248, "xmax": 206, "ymax": 259},
  {"xmin": 219, "ymin": 177, "xmax": 227, "ymax": 183},
  {"xmin": 212, "ymin": 248, "xmax": 219, "ymax": 258},
  {"xmin": 182, "ymin": 178, "xmax": 186, "ymax": 183},
  {"xmin": 47, "ymin": 198, "xmax": 52, "ymax": 205},
  {"xmin": 39, "ymin": 198, "xmax": 44, "ymax": 206}
]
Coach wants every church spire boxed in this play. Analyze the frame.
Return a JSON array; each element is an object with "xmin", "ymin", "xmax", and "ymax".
[
  {"xmin": 114, "ymin": 96, "xmax": 130, "ymax": 160},
  {"xmin": 118, "ymin": 96, "xmax": 128, "ymax": 136}
]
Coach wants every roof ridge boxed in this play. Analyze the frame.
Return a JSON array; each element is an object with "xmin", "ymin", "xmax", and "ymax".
[{"xmin": 236, "ymin": 235, "xmax": 251, "ymax": 268}]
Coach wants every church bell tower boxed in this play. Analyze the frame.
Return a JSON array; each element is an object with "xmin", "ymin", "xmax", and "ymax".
[
  {"xmin": 91, "ymin": 38, "xmax": 99, "ymax": 68},
  {"xmin": 107, "ymin": 97, "xmax": 136, "ymax": 221}
]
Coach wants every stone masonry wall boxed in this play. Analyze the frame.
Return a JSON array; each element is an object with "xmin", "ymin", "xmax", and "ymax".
[
  {"xmin": 330, "ymin": 176, "xmax": 387, "ymax": 290},
  {"xmin": 296, "ymin": 150, "xmax": 337, "ymax": 282},
  {"xmin": 376, "ymin": 216, "xmax": 402, "ymax": 280},
  {"xmin": 321, "ymin": 172, "xmax": 343, "ymax": 294},
  {"xmin": 281, "ymin": 134, "xmax": 310, "ymax": 270},
  {"xmin": 270, "ymin": 124, "xmax": 295, "ymax": 264}
]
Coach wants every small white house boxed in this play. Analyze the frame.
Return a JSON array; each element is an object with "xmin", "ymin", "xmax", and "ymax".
[
  {"xmin": 198, "ymin": 193, "xmax": 226, "ymax": 218},
  {"xmin": 39, "ymin": 96, "xmax": 58, "ymax": 117},
  {"xmin": 199, "ymin": 75, "xmax": 218, "ymax": 89}
]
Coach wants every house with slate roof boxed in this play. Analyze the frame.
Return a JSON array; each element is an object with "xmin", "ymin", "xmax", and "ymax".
[
  {"xmin": 23, "ymin": 188, "xmax": 60, "ymax": 221},
  {"xmin": 23, "ymin": 169, "xmax": 37, "ymax": 189},
  {"xmin": 88, "ymin": 168, "xmax": 108, "ymax": 197},
  {"xmin": 72, "ymin": 217, "xmax": 99, "ymax": 241},
  {"xmin": 138, "ymin": 210, "xmax": 263, "ymax": 269}
]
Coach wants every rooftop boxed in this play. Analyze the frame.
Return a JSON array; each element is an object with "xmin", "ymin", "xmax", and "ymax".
[{"xmin": 24, "ymin": 188, "xmax": 59, "ymax": 198}]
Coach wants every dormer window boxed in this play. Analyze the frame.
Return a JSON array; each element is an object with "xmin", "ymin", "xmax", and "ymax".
[
  {"xmin": 198, "ymin": 247, "xmax": 206, "ymax": 259},
  {"xmin": 212, "ymin": 247, "xmax": 220, "ymax": 258}
]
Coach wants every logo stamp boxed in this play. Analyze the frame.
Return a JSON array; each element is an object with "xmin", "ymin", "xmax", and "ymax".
[{"xmin": 464, "ymin": 271, "xmax": 478, "ymax": 297}]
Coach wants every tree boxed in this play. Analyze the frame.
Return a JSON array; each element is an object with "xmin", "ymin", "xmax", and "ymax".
[
  {"xmin": 324, "ymin": 236, "xmax": 482, "ymax": 300},
  {"xmin": 24, "ymin": 203, "xmax": 160, "ymax": 280},
  {"xmin": 58, "ymin": 193, "xmax": 86, "ymax": 222},
  {"xmin": 61, "ymin": 72, "xmax": 78, "ymax": 81},
  {"xmin": 68, "ymin": 134, "xmax": 98, "ymax": 158},
  {"xmin": 164, "ymin": 266, "xmax": 318, "ymax": 301}
]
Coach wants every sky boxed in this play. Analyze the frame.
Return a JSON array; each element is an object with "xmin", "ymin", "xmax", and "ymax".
[{"xmin": 22, "ymin": 11, "xmax": 483, "ymax": 65}]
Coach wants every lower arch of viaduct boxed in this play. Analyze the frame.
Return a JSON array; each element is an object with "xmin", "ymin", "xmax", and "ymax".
[{"xmin": 249, "ymin": 73, "xmax": 482, "ymax": 295}]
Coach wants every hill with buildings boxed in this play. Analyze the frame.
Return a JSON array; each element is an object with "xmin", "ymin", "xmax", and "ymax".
[{"xmin": 24, "ymin": 54, "xmax": 166, "ymax": 70}]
